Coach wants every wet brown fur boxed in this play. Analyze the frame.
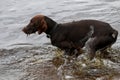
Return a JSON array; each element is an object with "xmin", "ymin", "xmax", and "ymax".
[{"xmin": 22, "ymin": 14, "xmax": 118, "ymax": 60}]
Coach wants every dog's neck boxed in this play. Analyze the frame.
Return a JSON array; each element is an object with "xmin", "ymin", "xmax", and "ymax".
[{"xmin": 44, "ymin": 16, "xmax": 58, "ymax": 38}]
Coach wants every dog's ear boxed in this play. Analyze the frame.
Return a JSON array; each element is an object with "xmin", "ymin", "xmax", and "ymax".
[
  {"xmin": 38, "ymin": 15, "xmax": 47, "ymax": 34},
  {"xmin": 41, "ymin": 17, "xmax": 47, "ymax": 31}
]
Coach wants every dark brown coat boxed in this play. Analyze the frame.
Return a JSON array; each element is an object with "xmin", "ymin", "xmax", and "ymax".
[{"xmin": 22, "ymin": 14, "xmax": 118, "ymax": 60}]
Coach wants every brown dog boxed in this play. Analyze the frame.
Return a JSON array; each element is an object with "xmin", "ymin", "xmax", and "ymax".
[{"xmin": 22, "ymin": 14, "xmax": 118, "ymax": 60}]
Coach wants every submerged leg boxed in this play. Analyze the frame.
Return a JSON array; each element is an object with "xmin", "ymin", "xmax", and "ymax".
[
  {"xmin": 100, "ymin": 46, "xmax": 112, "ymax": 59},
  {"xmin": 64, "ymin": 48, "xmax": 84, "ymax": 58}
]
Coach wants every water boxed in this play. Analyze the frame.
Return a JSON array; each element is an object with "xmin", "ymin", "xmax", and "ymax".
[
  {"xmin": 0, "ymin": 0, "xmax": 120, "ymax": 49},
  {"xmin": 0, "ymin": 0, "xmax": 120, "ymax": 80}
]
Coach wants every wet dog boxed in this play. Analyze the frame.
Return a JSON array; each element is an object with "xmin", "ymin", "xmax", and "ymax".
[{"xmin": 22, "ymin": 14, "xmax": 118, "ymax": 60}]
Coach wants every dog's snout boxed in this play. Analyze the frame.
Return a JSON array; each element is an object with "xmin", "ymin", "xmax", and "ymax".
[{"xmin": 22, "ymin": 27, "xmax": 27, "ymax": 34}]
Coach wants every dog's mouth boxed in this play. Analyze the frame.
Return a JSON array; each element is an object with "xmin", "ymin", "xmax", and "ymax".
[{"xmin": 22, "ymin": 27, "xmax": 37, "ymax": 36}]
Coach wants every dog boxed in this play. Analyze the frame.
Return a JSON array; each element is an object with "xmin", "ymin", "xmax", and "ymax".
[{"xmin": 22, "ymin": 14, "xmax": 118, "ymax": 60}]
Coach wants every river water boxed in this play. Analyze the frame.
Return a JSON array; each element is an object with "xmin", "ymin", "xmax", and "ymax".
[{"xmin": 0, "ymin": 0, "xmax": 120, "ymax": 80}]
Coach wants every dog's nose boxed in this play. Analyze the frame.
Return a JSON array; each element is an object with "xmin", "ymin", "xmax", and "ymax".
[{"xmin": 22, "ymin": 27, "xmax": 27, "ymax": 34}]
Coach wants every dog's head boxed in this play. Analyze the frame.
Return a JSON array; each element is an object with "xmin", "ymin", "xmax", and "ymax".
[{"xmin": 22, "ymin": 15, "xmax": 47, "ymax": 35}]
